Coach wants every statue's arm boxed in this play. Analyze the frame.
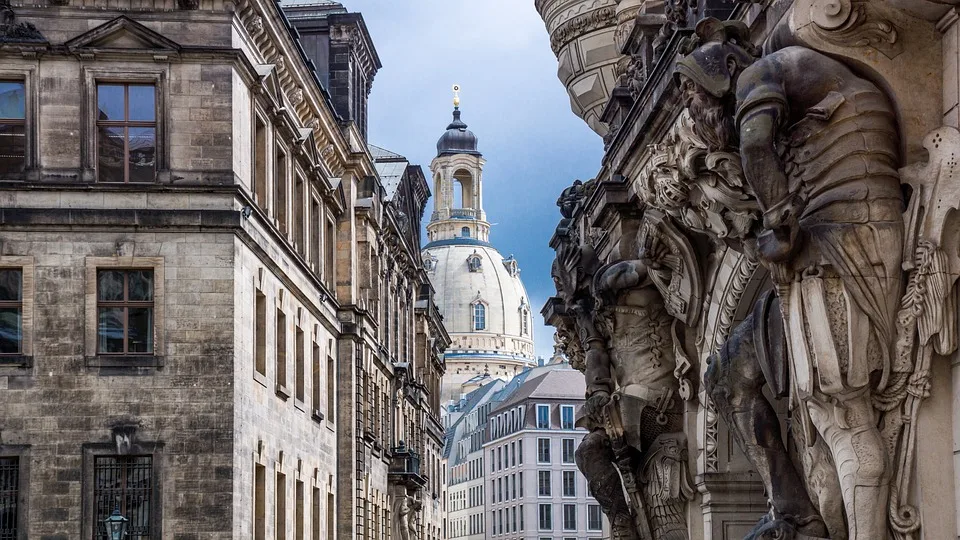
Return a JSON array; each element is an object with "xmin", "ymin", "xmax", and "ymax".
[
  {"xmin": 739, "ymin": 106, "xmax": 790, "ymax": 218},
  {"xmin": 580, "ymin": 315, "xmax": 613, "ymax": 397}
]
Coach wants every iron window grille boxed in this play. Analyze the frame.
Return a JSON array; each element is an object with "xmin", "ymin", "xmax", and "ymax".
[
  {"xmin": 0, "ymin": 457, "xmax": 19, "ymax": 540},
  {"xmin": 93, "ymin": 455, "xmax": 153, "ymax": 539}
]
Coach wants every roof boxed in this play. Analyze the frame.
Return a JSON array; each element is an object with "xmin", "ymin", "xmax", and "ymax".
[
  {"xmin": 370, "ymin": 144, "xmax": 408, "ymax": 201},
  {"xmin": 369, "ymin": 144, "xmax": 405, "ymax": 160},
  {"xmin": 442, "ymin": 379, "xmax": 505, "ymax": 460},
  {"xmin": 491, "ymin": 365, "xmax": 584, "ymax": 413}
]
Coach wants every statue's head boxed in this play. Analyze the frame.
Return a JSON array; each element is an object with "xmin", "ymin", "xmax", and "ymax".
[{"xmin": 675, "ymin": 18, "xmax": 760, "ymax": 151}]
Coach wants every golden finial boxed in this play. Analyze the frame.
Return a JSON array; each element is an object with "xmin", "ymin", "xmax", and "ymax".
[{"xmin": 452, "ymin": 84, "xmax": 461, "ymax": 108}]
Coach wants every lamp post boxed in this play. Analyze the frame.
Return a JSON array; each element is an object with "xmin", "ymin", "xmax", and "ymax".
[{"xmin": 103, "ymin": 505, "xmax": 129, "ymax": 540}]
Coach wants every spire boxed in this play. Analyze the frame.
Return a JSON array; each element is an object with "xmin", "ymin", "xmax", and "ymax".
[{"xmin": 453, "ymin": 83, "xmax": 461, "ymax": 108}]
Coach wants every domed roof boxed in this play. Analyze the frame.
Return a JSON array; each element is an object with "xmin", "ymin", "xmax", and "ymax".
[
  {"xmin": 436, "ymin": 108, "xmax": 481, "ymax": 157},
  {"xmin": 422, "ymin": 240, "xmax": 533, "ymax": 349}
]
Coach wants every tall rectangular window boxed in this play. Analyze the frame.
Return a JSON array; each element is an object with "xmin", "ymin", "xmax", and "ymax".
[
  {"xmin": 93, "ymin": 455, "xmax": 153, "ymax": 539},
  {"xmin": 327, "ymin": 493, "xmax": 334, "ymax": 540},
  {"xmin": 96, "ymin": 83, "xmax": 156, "ymax": 183},
  {"xmin": 276, "ymin": 309, "xmax": 287, "ymax": 389},
  {"xmin": 562, "ymin": 470, "xmax": 576, "ymax": 497},
  {"xmin": 294, "ymin": 175, "xmax": 306, "ymax": 253},
  {"xmin": 312, "ymin": 342, "xmax": 321, "ymax": 415},
  {"xmin": 519, "ymin": 471, "xmax": 523, "ymax": 497},
  {"xmin": 254, "ymin": 288, "xmax": 267, "ymax": 375},
  {"xmin": 536, "ymin": 404, "xmax": 550, "ymax": 429},
  {"xmin": 0, "ymin": 269, "xmax": 22, "ymax": 354},
  {"xmin": 561, "ymin": 405, "xmax": 575, "ymax": 429},
  {"xmin": 310, "ymin": 200, "xmax": 321, "ymax": 272},
  {"xmin": 255, "ymin": 463, "xmax": 266, "ymax": 540},
  {"xmin": 538, "ymin": 504, "xmax": 552, "ymax": 531},
  {"xmin": 512, "ymin": 473, "xmax": 517, "ymax": 499},
  {"xmin": 275, "ymin": 147, "xmax": 288, "ymax": 235},
  {"xmin": 518, "ymin": 440, "xmax": 523, "ymax": 464},
  {"xmin": 254, "ymin": 116, "xmax": 268, "ymax": 209},
  {"xmin": 312, "ymin": 486, "xmax": 321, "ymax": 540},
  {"xmin": 0, "ymin": 81, "xmax": 25, "ymax": 174},
  {"xmin": 538, "ymin": 470, "xmax": 551, "ymax": 497},
  {"xmin": 326, "ymin": 353, "xmax": 335, "ymax": 421},
  {"xmin": 562, "ymin": 438, "xmax": 575, "ymax": 464},
  {"xmin": 295, "ymin": 326, "xmax": 305, "ymax": 402},
  {"xmin": 276, "ymin": 471, "xmax": 287, "ymax": 540},
  {"xmin": 563, "ymin": 504, "xmax": 576, "ymax": 530},
  {"xmin": 537, "ymin": 438, "xmax": 550, "ymax": 463},
  {"xmin": 324, "ymin": 220, "xmax": 335, "ymax": 287},
  {"xmin": 588, "ymin": 504, "xmax": 602, "ymax": 530},
  {"xmin": 97, "ymin": 269, "xmax": 153, "ymax": 354},
  {"xmin": 295, "ymin": 480, "xmax": 304, "ymax": 540},
  {"xmin": 519, "ymin": 504, "xmax": 524, "ymax": 531},
  {"xmin": 0, "ymin": 456, "xmax": 20, "ymax": 539}
]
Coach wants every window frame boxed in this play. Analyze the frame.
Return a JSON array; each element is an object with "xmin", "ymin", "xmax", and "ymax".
[
  {"xmin": 81, "ymin": 442, "xmax": 163, "ymax": 540},
  {"xmin": 0, "ymin": 69, "xmax": 36, "ymax": 178},
  {"xmin": 536, "ymin": 438, "xmax": 551, "ymax": 464},
  {"xmin": 95, "ymin": 82, "xmax": 158, "ymax": 183},
  {"xmin": 95, "ymin": 269, "xmax": 156, "ymax": 355},
  {"xmin": 83, "ymin": 68, "xmax": 167, "ymax": 183},
  {"xmin": 0, "ymin": 445, "xmax": 29, "ymax": 540},
  {"xmin": 560, "ymin": 404, "xmax": 575, "ymax": 430},
  {"xmin": 0, "ymin": 257, "xmax": 33, "ymax": 366},
  {"xmin": 85, "ymin": 257, "xmax": 164, "ymax": 368},
  {"xmin": 536, "ymin": 403, "xmax": 550, "ymax": 429},
  {"xmin": 561, "ymin": 438, "xmax": 575, "ymax": 464}
]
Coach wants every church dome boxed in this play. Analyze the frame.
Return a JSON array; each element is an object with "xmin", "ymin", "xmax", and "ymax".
[{"xmin": 436, "ymin": 108, "xmax": 481, "ymax": 157}]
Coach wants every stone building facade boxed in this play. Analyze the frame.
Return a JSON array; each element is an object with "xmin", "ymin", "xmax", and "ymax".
[
  {"xmin": 0, "ymin": 1, "xmax": 448, "ymax": 539},
  {"xmin": 538, "ymin": 0, "xmax": 960, "ymax": 539}
]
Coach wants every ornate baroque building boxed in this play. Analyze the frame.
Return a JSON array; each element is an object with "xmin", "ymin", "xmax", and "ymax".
[
  {"xmin": 538, "ymin": 0, "xmax": 960, "ymax": 539},
  {"xmin": 423, "ymin": 99, "xmax": 536, "ymax": 404},
  {"xmin": 0, "ymin": 1, "xmax": 449, "ymax": 539}
]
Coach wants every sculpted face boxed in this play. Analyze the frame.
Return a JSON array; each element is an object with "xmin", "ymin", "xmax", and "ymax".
[{"xmin": 680, "ymin": 75, "xmax": 736, "ymax": 152}]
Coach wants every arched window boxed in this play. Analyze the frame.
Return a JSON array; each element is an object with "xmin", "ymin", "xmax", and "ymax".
[
  {"xmin": 522, "ymin": 310, "xmax": 529, "ymax": 336},
  {"xmin": 461, "ymin": 226, "xmax": 471, "ymax": 238},
  {"xmin": 473, "ymin": 302, "xmax": 486, "ymax": 331}
]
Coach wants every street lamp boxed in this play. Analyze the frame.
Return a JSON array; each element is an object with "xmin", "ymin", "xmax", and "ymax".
[{"xmin": 103, "ymin": 505, "xmax": 129, "ymax": 540}]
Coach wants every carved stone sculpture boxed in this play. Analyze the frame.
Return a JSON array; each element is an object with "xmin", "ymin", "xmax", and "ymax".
[
  {"xmin": 392, "ymin": 494, "xmax": 421, "ymax": 540},
  {"xmin": 551, "ymin": 215, "xmax": 694, "ymax": 540},
  {"xmin": 676, "ymin": 18, "xmax": 907, "ymax": 539}
]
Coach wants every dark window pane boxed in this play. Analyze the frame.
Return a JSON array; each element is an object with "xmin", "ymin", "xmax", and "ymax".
[
  {"xmin": 0, "ymin": 269, "xmax": 21, "ymax": 301},
  {"xmin": 0, "ymin": 123, "xmax": 25, "ymax": 174},
  {"xmin": 0, "ymin": 307, "xmax": 21, "ymax": 354},
  {"xmin": 127, "ymin": 270, "xmax": 153, "ymax": 301},
  {"xmin": 127, "ymin": 127, "xmax": 155, "ymax": 183},
  {"xmin": 0, "ymin": 457, "xmax": 19, "ymax": 538},
  {"xmin": 98, "ymin": 307, "xmax": 124, "ymax": 353},
  {"xmin": 97, "ymin": 84, "xmax": 125, "ymax": 121},
  {"xmin": 0, "ymin": 81, "xmax": 24, "ymax": 120},
  {"xmin": 127, "ymin": 307, "xmax": 153, "ymax": 353},
  {"xmin": 98, "ymin": 126, "xmax": 125, "ymax": 183},
  {"xmin": 94, "ymin": 456, "xmax": 153, "ymax": 540},
  {"xmin": 97, "ymin": 271, "xmax": 124, "ymax": 301},
  {"xmin": 128, "ymin": 85, "xmax": 155, "ymax": 122}
]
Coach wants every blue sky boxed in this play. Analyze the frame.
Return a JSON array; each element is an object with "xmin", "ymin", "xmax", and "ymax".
[{"xmin": 351, "ymin": 0, "xmax": 604, "ymax": 359}]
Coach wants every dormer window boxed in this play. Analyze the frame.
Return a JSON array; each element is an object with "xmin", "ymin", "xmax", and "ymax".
[
  {"xmin": 423, "ymin": 254, "xmax": 438, "ymax": 273},
  {"xmin": 502, "ymin": 256, "xmax": 519, "ymax": 277},
  {"xmin": 467, "ymin": 251, "xmax": 482, "ymax": 272}
]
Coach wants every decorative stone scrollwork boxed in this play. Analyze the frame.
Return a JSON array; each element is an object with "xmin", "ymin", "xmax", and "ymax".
[
  {"xmin": 807, "ymin": 0, "xmax": 902, "ymax": 58},
  {"xmin": 550, "ymin": 5, "xmax": 617, "ymax": 54}
]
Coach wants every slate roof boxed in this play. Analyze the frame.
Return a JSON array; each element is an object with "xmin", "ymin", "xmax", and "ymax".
[
  {"xmin": 491, "ymin": 364, "xmax": 583, "ymax": 413},
  {"xmin": 441, "ymin": 379, "xmax": 505, "ymax": 460}
]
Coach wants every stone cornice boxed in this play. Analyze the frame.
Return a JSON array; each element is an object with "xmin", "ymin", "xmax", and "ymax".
[{"xmin": 550, "ymin": 4, "xmax": 617, "ymax": 54}]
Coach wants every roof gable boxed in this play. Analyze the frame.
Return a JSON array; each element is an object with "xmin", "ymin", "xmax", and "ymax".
[{"xmin": 65, "ymin": 16, "xmax": 181, "ymax": 53}]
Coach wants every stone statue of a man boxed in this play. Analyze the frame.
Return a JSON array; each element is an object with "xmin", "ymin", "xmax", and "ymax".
[{"xmin": 678, "ymin": 18, "xmax": 903, "ymax": 540}]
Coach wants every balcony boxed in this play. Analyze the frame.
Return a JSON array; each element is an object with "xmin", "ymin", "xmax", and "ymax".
[{"xmin": 388, "ymin": 444, "xmax": 427, "ymax": 489}]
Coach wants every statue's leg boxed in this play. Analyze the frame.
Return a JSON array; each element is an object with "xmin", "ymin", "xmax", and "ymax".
[
  {"xmin": 806, "ymin": 392, "xmax": 889, "ymax": 540},
  {"xmin": 576, "ymin": 428, "xmax": 639, "ymax": 540},
  {"xmin": 705, "ymin": 312, "xmax": 826, "ymax": 535}
]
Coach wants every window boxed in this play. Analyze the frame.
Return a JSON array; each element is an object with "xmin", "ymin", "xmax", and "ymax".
[
  {"xmin": 275, "ymin": 146, "xmax": 288, "ymax": 234},
  {"xmin": 588, "ymin": 504, "xmax": 602, "ymax": 530},
  {"xmin": 310, "ymin": 200, "xmax": 321, "ymax": 272},
  {"xmin": 276, "ymin": 309, "xmax": 287, "ymax": 392},
  {"xmin": 0, "ymin": 269, "xmax": 22, "ymax": 354},
  {"xmin": 562, "ymin": 439, "xmax": 575, "ymax": 464},
  {"xmin": 276, "ymin": 471, "xmax": 286, "ymax": 540},
  {"xmin": 472, "ymin": 302, "xmax": 485, "ymax": 331},
  {"xmin": 561, "ymin": 405, "xmax": 575, "ymax": 430},
  {"xmin": 254, "ymin": 288, "xmax": 267, "ymax": 375},
  {"xmin": 295, "ymin": 326, "xmax": 305, "ymax": 402},
  {"xmin": 537, "ymin": 438, "xmax": 550, "ymax": 463},
  {"xmin": 294, "ymin": 175, "xmax": 306, "ymax": 253},
  {"xmin": 324, "ymin": 219, "xmax": 335, "ymax": 288},
  {"xmin": 295, "ymin": 480, "xmax": 304, "ymax": 540},
  {"xmin": 518, "ymin": 441, "xmax": 523, "ymax": 464},
  {"xmin": 93, "ymin": 455, "xmax": 153, "ymax": 539},
  {"xmin": 461, "ymin": 226, "xmax": 470, "ymax": 238},
  {"xmin": 510, "ymin": 443, "xmax": 516, "ymax": 467},
  {"xmin": 537, "ymin": 470, "xmax": 551, "ymax": 496},
  {"xmin": 97, "ymin": 270, "xmax": 154, "ymax": 354},
  {"xmin": 536, "ymin": 404, "xmax": 550, "ymax": 429},
  {"xmin": 327, "ymin": 493, "xmax": 334, "ymax": 540},
  {"xmin": 255, "ymin": 463, "xmax": 266, "ymax": 540},
  {"xmin": 512, "ymin": 506, "xmax": 517, "ymax": 532},
  {"xmin": 519, "ymin": 503, "xmax": 524, "ymax": 531},
  {"xmin": 312, "ymin": 486, "xmax": 321, "ymax": 540},
  {"xmin": 0, "ymin": 81, "xmax": 25, "ymax": 174},
  {"xmin": 519, "ymin": 471, "xmax": 523, "ymax": 497},
  {"xmin": 563, "ymin": 504, "xmax": 576, "ymax": 530},
  {"xmin": 327, "ymin": 351, "xmax": 336, "ymax": 421},
  {"xmin": 538, "ymin": 504, "xmax": 552, "ymax": 531},
  {"xmin": 253, "ymin": 115, "xmax": 268, "ymax": 209},
  {"xmin": 96, "ymin": 83, "xmax": 156, "ymax": 183},
  {"xmin": 0, "ymin": 456, "xmax": 20, "ymax": 539},
  {"xmin": 562, "ymin": 471, "xmax": 576, "ymax": 497}
]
